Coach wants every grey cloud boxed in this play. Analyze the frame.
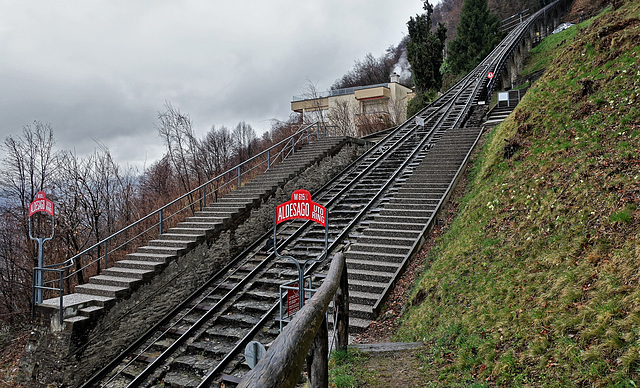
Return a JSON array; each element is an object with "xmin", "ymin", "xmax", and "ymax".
[{"xmin": 0, "ymin": 0, "xmax": 431, "ymax": 169}]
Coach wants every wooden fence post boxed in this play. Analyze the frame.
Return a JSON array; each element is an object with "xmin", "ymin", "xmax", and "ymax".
[
  {"xmin": 306, "ymin": 316, "xmax": 328, "ymax": 388},
  {"xmin": 336, "ymin": 261, "xmax": 349, "ymax": 352}
]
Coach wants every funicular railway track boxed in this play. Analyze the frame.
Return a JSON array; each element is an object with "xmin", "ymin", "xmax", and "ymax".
[
  {"xmin": 83, "ymin": 6, "xmax": 557, "ymax": 386},
  {"xmin": 84, "ymin": 77, "xmax": 477, "ymax": 388}
]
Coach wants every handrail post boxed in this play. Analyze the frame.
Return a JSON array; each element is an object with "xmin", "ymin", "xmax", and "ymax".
[
  {"xmin": 202, "ymin": 184, "xmax": 207, "ymax": 210},
  {"xmin": 32, "ymin": 270, "xmax": 37, "ymax": 313},
  {"xmin": 237, "ymin": 166, "xmax": 242, "ymax": 187},
  {"xmin": 59, "ymin": 270, "xmax": 64, "ymax": 325},
  {"xmin": 292, "ymin": 137, "xmax": 296, "ymax": 154},
  {"xmin": 159, "ymin": 209, "xmax": 164, "ymax": 235},
  {"xmin": 104, "ymin": 240, "xmax": 108, "ymax": 269},
  {"xmin": 267, "ymin": 149, "xmax": 271, "ymax": 171}
]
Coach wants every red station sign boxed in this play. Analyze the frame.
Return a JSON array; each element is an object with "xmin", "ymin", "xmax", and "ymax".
[
  {"xmin": 28, "ymin": 191, "xmax": 54, "ymax": 217},
  {"xmin": 276, "ymin": 189, "xmax": 326, "ymax": 227}
]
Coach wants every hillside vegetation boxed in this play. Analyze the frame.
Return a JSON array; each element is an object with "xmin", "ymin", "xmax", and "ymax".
[{"xmin": 396, "ymin": 1, "xmax": 640, "ymax": 386}]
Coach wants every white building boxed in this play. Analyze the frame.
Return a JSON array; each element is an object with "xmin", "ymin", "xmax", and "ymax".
[{"xmin": 291, "ymin": 73, "xmax": 413, "ymax": 136}]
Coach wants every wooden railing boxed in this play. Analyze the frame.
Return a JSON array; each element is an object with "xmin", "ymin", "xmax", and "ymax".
[{"xmin": 238, "ymin": 251, "xmax": 349, "ymax": 388}]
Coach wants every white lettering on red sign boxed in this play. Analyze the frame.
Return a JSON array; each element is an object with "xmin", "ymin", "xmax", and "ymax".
[
  {"xmin": 287, "ymin": 285, "xmax": 300, "ymax": 316},
  {"xmin": 28, "ymin": 191, "xmax": 54, "ymax": 217},
  {"xmin": 276, "ymin": 189, "xmax": 326, "ymax": 226}
]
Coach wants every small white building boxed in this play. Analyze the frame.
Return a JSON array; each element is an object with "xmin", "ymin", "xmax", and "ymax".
[{"xmin": 291, "ymin": 73, "xmax": 413, "ymax": 136}]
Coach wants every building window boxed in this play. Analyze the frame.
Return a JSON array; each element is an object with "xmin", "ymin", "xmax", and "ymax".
[{"xmin": 361, "ymin": 99, "xmax": 387, "ymax": 115}]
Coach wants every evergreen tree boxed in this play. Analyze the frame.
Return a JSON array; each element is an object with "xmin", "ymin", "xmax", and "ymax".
[
  {"xmin": 406, "ymin": 1, "xmax": 447, "ymax": 116},
  {"xmin": 448, "ymin": 0, "xmax": 502, "ymax": 75},
  {"xmin": 407, "ymin": 1, "xmax": 447, "ymax": 94}
]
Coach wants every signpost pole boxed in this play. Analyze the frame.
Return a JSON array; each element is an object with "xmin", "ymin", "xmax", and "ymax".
[
  {"xmin": 35, "ymin": 237, "xmax": 45, "ymax": 304},
  {"xmin": 274, "ymin": 189, "xmax": 328, "ymax": 328},
  {"xmin": 28, "ymin": 191, "xmax": 55, "ymax": 305}
]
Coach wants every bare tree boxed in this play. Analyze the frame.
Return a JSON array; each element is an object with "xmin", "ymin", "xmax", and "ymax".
[
  {"xmin": 199, "ymin": 125, "xmax": 236, "ymax": 179},
  {"xmin": 157, "ymin": 102, "xmax": 201, "ymax": 193},
  {"xmin": 0, "ymin": 121, "xmax": 58, "ymax": 316},
  {"xmin": 388, "ymin": 94, "xmax": 409, "ymax": 126},
  {"xmin": 328, "ymin": 99, "xmax": 356, "ymax": 136},
  {"xmin": 232, "ymin": 121, "xmax": 257, "ymax": 162},
  {"xmin": 139, "ymin": 155, "xmax": 176, "ymax": 208},
  {"xmin": 302, "ymin": 78, "xmax": 328, "ymax": 125},
  {"xmin": 0, "ymin": 121, "xmax": 58, "ymax": 220}
]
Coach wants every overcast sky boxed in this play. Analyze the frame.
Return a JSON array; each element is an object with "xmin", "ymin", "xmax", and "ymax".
[{"xmin": 0, "ymin": 1, "xmax": 431, "ymax": 170}]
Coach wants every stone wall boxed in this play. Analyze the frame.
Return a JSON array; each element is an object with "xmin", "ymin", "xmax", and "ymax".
[{"xmin": 18, "ymin": 140, "xmax": 367, "ymax": 387}]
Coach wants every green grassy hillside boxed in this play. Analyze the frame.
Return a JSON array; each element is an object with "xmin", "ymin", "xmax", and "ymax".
[{"xmin": 396, "ymin": 1, "xmax": 640, "ymax": 386}]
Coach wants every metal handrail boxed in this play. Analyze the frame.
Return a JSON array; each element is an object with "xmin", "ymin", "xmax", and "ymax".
[{"xmin": 34, "ymin": 122, "xmax": 337, "ymax": 310}]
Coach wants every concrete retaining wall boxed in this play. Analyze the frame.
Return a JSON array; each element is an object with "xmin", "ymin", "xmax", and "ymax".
[{"xmin": 18, "ymin": 141, "xmax": 366, "ymax": 387}]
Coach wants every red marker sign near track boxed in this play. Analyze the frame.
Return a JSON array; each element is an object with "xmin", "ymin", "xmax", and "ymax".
[
  {"xmin": 274, "ymin": 189, "xmax": 329, "ymax": 325},
  {"xmin": 487, "ymin": 71, "xmax": 495, "ymax": 79},
  {"xmin": 29, "ymin": 191, "xmax": 54, "ymax": 217},
  {"xmin": 276, "ymin": 189, "xmax": 326, "ymax": 226}
]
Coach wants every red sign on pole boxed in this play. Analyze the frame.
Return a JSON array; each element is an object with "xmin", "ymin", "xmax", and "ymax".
[
  {"xmin": 287, "ymin": 284, "xmax": 300, "ymax": 316},
  {"xmin": 487, "ymin": 71, "xmax": 495, "ymax": 79},
  {"xmin": 28, "ymin": 191, "xmax": 54, "ymax": 217},
  {"xmin": 276, "ymin": 189, "xmax": 326, "ymax": 226}
]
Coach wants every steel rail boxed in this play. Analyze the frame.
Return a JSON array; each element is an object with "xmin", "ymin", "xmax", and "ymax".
[
  {"xmin": 91, "ymin": 78, "xmax": 464, "ymax": 387},
  {"xmin": 85, "ymin": 5, "xmax": 558, "ymax": 384},
  {"xmin": 195, "ymin": 67, "xmax": 484, "ymax": 386}
]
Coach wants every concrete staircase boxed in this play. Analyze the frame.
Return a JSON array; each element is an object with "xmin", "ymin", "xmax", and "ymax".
[
  {"xmin": 485, "ymin": 88, "xmax": 528, "ymax": 127},
  {"xmin": 484, "ymin": 105, "xmax": 515, "ymax": 127},
  {"xmin": 345, "ymin": 124, "xmax": 484, "ymax": 333},
  {"xmin": 38, "ymin": 137, "xmax": 351, "ymax": 327}
]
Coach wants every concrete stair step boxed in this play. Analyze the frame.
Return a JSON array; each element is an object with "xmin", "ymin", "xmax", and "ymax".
[
  {"xmin": 354, "ymin": 236, "xmax": 417, "ymax": 246},
  {"xmin": 347, "ymin": 317, "xmax": 373, "ymax": 334},
  {"xmin": 349, "ymin": 290, "xmax": 381, "ymax": 306},
  {"xmin": 185, "ymin": 216, "xmax": 228, "ymax": 224},
  {"xmin": 383, "ymin": 199, "xmax": 440, "ymax": 206},
  {"xmin": 89, "ymin": 275, "xmax": 143, "ymax": 288},
  {"xmin": 64, "ymin": 315, "xmax": 90, "ymax": 325},
  {"xmin": 148, "ymin": 239, "xmax": 195, "ymax": 249},
  {"xmin": 40, "ymin": 293, "xmax": 115, "ymax": 310},
  {"xmin": 126, "ymin": 252, "xmax": 174, "ymax": 262},
  {"xmin": 217, "ymin": 196, "xmax": 261, "ymax": 204},
  {"xmin": 102, "ymin": 267, "xmax": 155, "ymax": 280},
  {"xmin": 78, "ymin": 305, "xmax": 105, "ymax": 318},
  {"xmin": 365, "ymin": 221, "xmax": 424, "ymax": 231},
  {"xmin": 157, "ymin": 233, "xmax": 204, "ymax": 244},
  {"xmin": 361, "ymin": 228, "xmax": 422, "ymax": 239},
  {"xmin": 137, "ymin": 245, "xmax": 185, "ymax": 256},
  {"xmin": 348, "ymin": 243, "xmax": 411, "ymax": 256},
  {"xmin": 369, "ymin": 215, "xmax": 430, "ymax": 225},
  {"xmin": 346, "ymin": 258, "xmax": 401, "ymax": 273},
  {"xmin": 113, "ymin": 259, "xmax": 167, "ymax": 271},
  {"xmin": 165, "ymin": 227, "xmax": 212, "ymax": 237},
  {"xmin": 194, "ymin": 210, "xmax": 240, "ymax": 218},
  {"xmin": 349, "ymin": 302, "xmax": 375, "ymax": 320},
  {"xmin": 347, "ymin": 269, "xmax": 393, "ymax": 283},
  {"xmin": 74, "ymin": 283, "xmax": 130, "ymax": 298},
  {"xmin": 202, "ymin": 204, "xmax": 247, "ymax": 212},
  {"xmin": 378, "ymin": 209, "xmax": 434, "ymax": 218},
  {"xmin": 176, "ymin": 221, "xmax": 224, "ymax": 230}
]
